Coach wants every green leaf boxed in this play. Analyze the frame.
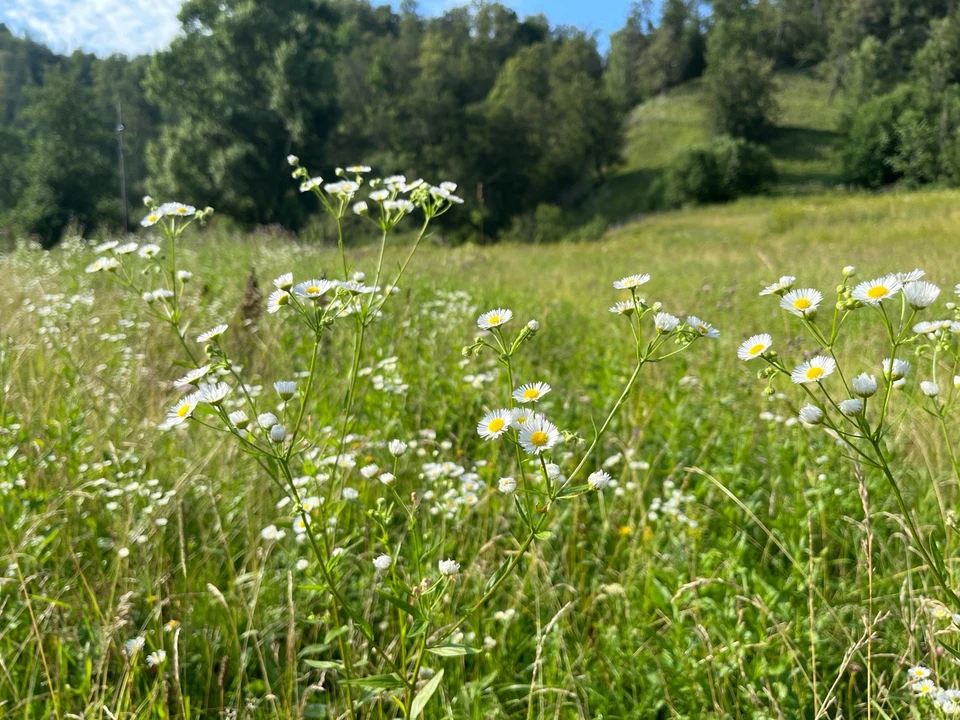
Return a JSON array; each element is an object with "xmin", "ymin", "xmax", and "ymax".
[
  {"xmin": 304, "ymin": 659, "xmax": 344, "ymax": 671},
  {"xmin": 339, "ymin": 673, "xmax": 406, "ymax": 690},
  {"xmin": 515, "ymin": 497, "xmax": 531, "ymax": 528},
  {"xmin": 427, "ymin": 644, "xmax": 480, "ymax": 657},
  {"xmin": 534, "ymin": 531, "xmax": 553, "ymax": 541},
  {"xmin": 324, "ymin": 626, "xmax": 349, "ymax": 645},
  {"xmin": 942, "ymin": 642, "xmax": 960, "ymax": 663},
  {"xmin": 298, "ymin": 644, "xmax": 331, "ymax": 657},
  {"xmin": 408, "ymin": 619, "xmax": 429, "ymax": 637},
  {"xmin": 378, "ymin": 589, "xmax": 424, "ymax": 620},
  {"xmin": 483, "ymin": 557, "xmax": 513, "ymax": 595},
  {"xmin": 410, "ymin": 668, "xmax": 444, "ymax": 718}
]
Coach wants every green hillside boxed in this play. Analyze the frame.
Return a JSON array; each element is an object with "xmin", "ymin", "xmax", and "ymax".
[{"xmin": 582, "ymin": 72, "xmax": 845, "ymax": 223}]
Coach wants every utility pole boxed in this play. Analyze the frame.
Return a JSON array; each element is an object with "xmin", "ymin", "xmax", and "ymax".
[{"xmin": 116, "ymin": 101, "xmax": 128, "ymax": 232}]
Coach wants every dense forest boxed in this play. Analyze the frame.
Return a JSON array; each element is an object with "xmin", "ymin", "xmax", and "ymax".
[{"xmin": 2, "ymin": 0, "xmax": 960, "ymax": 245}]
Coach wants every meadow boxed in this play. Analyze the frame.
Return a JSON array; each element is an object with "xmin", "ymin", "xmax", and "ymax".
[{"xmin": 4, "ymin": 185, "xmax": 960, "ymax": 720}]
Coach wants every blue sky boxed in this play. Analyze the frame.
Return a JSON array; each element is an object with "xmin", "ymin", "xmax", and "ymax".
[{"xmin": 0, "ymin": 0, "xmax": 632, "ymax": 58}]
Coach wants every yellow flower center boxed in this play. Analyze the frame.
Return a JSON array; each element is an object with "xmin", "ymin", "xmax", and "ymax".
[
  {"xmin": 867, "ymin": 285, "xmax": 888, "ymax": 299},
  {"xmin": 523, "ymin": 388, "xmax": 540, "ymax": 399},
  {"xmin": 698, "ymin": 325, "xmax": 708, "ymax": 334},
  {"xmin": 176, "ymin": 207, "xmax": 187, "ymax": 214},
  {"xmin": 515, "ymin": 414, "xmax": 528, "ymax": 424},
  {"xmin": 149, "ymin": 214, "xmax": 159, "ymax": 222},
  {"xmin": 488, "ymin": 315, "xmax": 500, "ymax": 325},
  {"xmin": 530, "ymin": 430, "xmax": 549, "ymax": 447},
  {"xmin": 749, "ymin": 343, "xmax": 765, "ymax": 356},
  {"xmin": 177, "ymin": 404, "xmax": 191, "ymax": 418},
  {"xmin": 806, "ymin": 367, "xmax": 825, "ymax": 380},
  {"xmin": 487, "ymin": 418, "xmax": 505, "ymax": 433},
  {"xmin": 307, "ymin": 286, "xmax": 319, "ymax": 294},
  {"xmin": 793, "ymin": 298, "xmax": 812, "ymax": 310}
]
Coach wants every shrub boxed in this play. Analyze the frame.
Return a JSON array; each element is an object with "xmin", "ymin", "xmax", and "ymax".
[
  {"xmin": 660, "ymin": 136, "xmax": 777, "ymax": 207},
  {"xmin": 841, "ymin": 86, "xmax": 912, "ymax": 188}
]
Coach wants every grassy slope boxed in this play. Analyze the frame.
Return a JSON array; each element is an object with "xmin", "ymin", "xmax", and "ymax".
[{"xmin": 580, "ymin": 72, "xmax": 846, "ymax": 224}]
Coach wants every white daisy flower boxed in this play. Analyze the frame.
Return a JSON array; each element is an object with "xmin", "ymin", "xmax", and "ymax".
[
  {"xmin": 780, "ymin": 288, "xmax": 823, "ymax": 317},
  {"xmin": 588, "ymin": 470, "xmax": 612, "ymax": 490},
  {"xmin": 274, "ymin": 381, "xmax": 297, "ymax": 400},
  {"xmin": 921, "ymin": 380, "xmax": 939, "ymax": 397},
  {"xmin": 654, "ymin": 312, "xmax": 680, "ymax": 333},
  {"xmin": 94, "ymin": 240, "xmax": 119, "ymax": 253},
  {"xmin": 498, "ymin": 477, "xmax": 517, "ymax": 494},
  {"xmin": 273, "ymin": 272, "xmax": 293, "ymax": 290},
  {"xmin": 336, "ymin": 280, "xmax": 375, "ymax": 294},
  {"xmin": 293, "ymin": 279, "xmax": 336, "ymax": 300},
  {"xmin": 146, "ymin": 650, "xmax": 167, "ymax": 667},
  {"xmin": 438, "ymin": 558, "xmax": 460, "ymax": 576},
  {"xmin": 903, "ymin": 281, "xmax": 940, "ymax": 309},
  {"xmin": 613, "ymin": 274, "xmax": 650, "ymax": 290},
  {"xmin": 300, "ymin": 177, "xmax": 323, "ymax": 192},
  {"xmin": 167, "ymin": 393, "xmax": 202, "ymax": 426},
  {"xmin": 197, "ymin": 324, "xmax": 228, "ymax": 343},
  {"xmin": 141, "ymin": 210, "xmax": 164, "ymax": 227},
  {"xmin": 440, "ymin": 181, "xmax": 458, "ymax": 192},
  {"xmin": 477, "ymin": 409, "xmax": 513, "ymax": 440},
  {"xmin": 86, "ymin": 258, "xmax": 107, "ymax": 273},
  {"xmin": 270, "ymin": 424, "xmax": 287, "ymax": 442},
  {"xmin": 138, "ymin": 244, "xmax": 161, "ymax": 258},
  {"xmin": 882, "ymin": 357, "xmax": 911, "ymax": 380},
  {"xmin": 609, "ymin": 301, "xmax": 635, "ymax": 316},
  {"xmin": 798, "ymin": 404, "xmax": 824, "ymax": 425},
  {"xmin": 173, "ymin": 365, "xmax": 211, "ymax": 388},
  {"xmin": 791, "ymin": 356, "xmax": 836, "ymax": 384},
  {"xmin": 477, "ymin": 308, "xmax": 513, "ymax": 330},
  {"xmin": 228, "ymin": 410, "xmax": 250, "ymax": 429},
  {"xmin": 852, "ymin": 275, "xmax": 902, "ymax": 305},
  {"xmin": 759, "ymin": 276, "xmax": 796, "ymax": 296},
  {"xmin": 369, "ymin": 189, "xmax": 390, "ymax": 202},
  {"xmin": 838, "ymin": 398, "xmax": 864, "ymax": 416},
  {"xmin": 346, "ymin": 165, "xmax": 371, "ymax": 173},
  {"xmin": 373, "ymin": 554, "xmax": 392, "ymax": 571},
  {"xmin": 912, "ymin": 680, "xmax": 937, "ymax": 695},
  {"xmin": 687, "ymin": 316, "xmax": 720, "ymax": 339},
  {"xmin": 353, "ymin": 201, "xmax": 369, "ymax": 215},
  {"xmin": 513, "ymin": 382, "xmax": 551, "ymax": 404},
  {"xmin": 896, "ymin": 269, "xmax": 925, "ymax": 283},
  {"xmin": 161, "ymin": 202, "xmax": 196, "ymax": 217},
  {"xmin": 908, "ymin": 666, "xmax": 931, "ymax": 680},
  {"xmin": 360, "ymin": 463, "xmax": 380, "ymax": 479},
  {"xmin": 518, "ymin": 416, "xmax": 560, "ymax": 455},
  {"xmin": 267, "ymin": 289, "xmax": 290, "ymax": 314},
  {"xmin": 737, "ymin": 333, "xmax": 772, "ymax": 361},
  {"xmin": 379, "ymin": 472, "xmax": 395, "ymax": 485},
  {"xmin": 114, "ymin": 242, "xmax": 138, "ymax": 255},
  {"xmin": 257, "ymin": 412, "xmax": 278, "ymax": 429},
  {"xmin": 852, "ymin": 372, "xmax": 878, "ymax": 397},
  {"xmin": 124, "ymin": 636, "xmax": 146, "ymax": 657},
  {"xmin": 261, "ymin": 525, "xmax": 285, "ymax": 541},
  {"xmin": 199, "ymin": 382, "xmax": 231, "ymax": 405},
  {"xmin": 388, "ymin": 439, "xmax": 407, "ymax": 456}
]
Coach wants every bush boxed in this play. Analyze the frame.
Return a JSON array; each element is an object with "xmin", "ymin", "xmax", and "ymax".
[
  {"xmin": 841, "ymin": 86, "xmax": 912, "ymax": 188},
  {"xmin": 660, "ymin": 136, "xmax": 777, "ymax": 207}
]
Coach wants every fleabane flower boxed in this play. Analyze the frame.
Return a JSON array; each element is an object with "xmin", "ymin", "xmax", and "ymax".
[
  {"xmin": 654, "ymin": 312, "xmax": 680, "ymax": 333},
  {"xmin": 477, "ymin": 308, "xmax": 513, "ymax": 330},
  {"xmin": 838, "ymin": 398, "xmax": 864, "ymax": 416},
  {"xmin": 588, "ymin": 470, "xmax": 612, "ymax": 490},
  {"xmin": 498, "ymin": 477, "xmax": 517, "ymax": 494},
  {"xmin": 373, "ymin": 554, "xmax": 392, "ymax": 571},
  {"xmin": 908, "ymin": 666, "xmax": 932, "ymax": 680},
  {"xmin": 852, "ymin": 372, "xmax": 878, "ymax": 397},
  {"xmin": 518, "ymin": 416, "xmax": 560, "ymax": 455},
  {"xmin": 438, "ymin": 559, "xmax": 460, "ymax": 576},
  {"xmin": 737, "ymin": 333, "xmax": 772, "ymax": 361},
  {"xmin": 513, "ymin": 382, "xmax": 551, "ymax": 404},
  {"xmin": 197, "ymin": 324, "xmax": 228, "ymax": 343},
  {"xmin": 613, "ymin": 274, "xmax": 650, "ymax": 290},
  {"xmin": 161, "ymin": 202, "xmax": 196, "ymax": 217},
  {"xmin": 138, "ymin": 243, "xmax": 161, "ymax": 258},
  {"xmin": 173, "ymin": 365, "xmax": 211, "ymax": 388},
  {"xmin": 759, "ymin": 276, "xmax": 796, "ymax": 296},
  {"xmin": 141, "ymin": 210, "xmax": 164, "ymax": 227},
  {"xmin": 199, "ymin": 382, "xmax": 231, "ymax": 405},
  {"xmin": 167, "ymin": 393, "xmax": 202, "ymax": 426},
  {"xmin": 609, "ymin": 301, "xmax": 635, "ymax": 316},
  {"xmin": 780, "ymin": 288, "xmax": 823, "ymax": 318},
  {"xmin": 293, "ymin": 279, "xmax": 336, "ymax": 300},
  {"xmin": 882, "ymin": 358, "xmax": 911, "ymax": 380},
  {"xmin": 896, "ymin": 269, "xmax": 925, "ymax": 283},
  {"xmin": 921, "ymin": 380, "xmax": 939, "ymax": 397},
  {"xmin": 903, "ymin": 281, "xmax": 940, "ymax": 310},
  {"xmin": 273, "ymin": 273, "xmax": 293, "ymax": 291},
  {"xmin": 791, "ymin": 356, "xmax": 836, "ymax": 384},
  {"xmin": 388, "ymin": 439, "xmax": 407, "ymax": 456},
  {"xmin": 798, "ymin": 404, "xmax": 824, "ymax": 425},
  {"xmin": 300, "ymin": 177, "xmax": 323, "ymax": 192},
  {"xmin": 267, "ymin": 289, "xmax": 290, "ymax": 314},
  {"xmin": 687, "ymin": 316, "xmax": 720, "ymax": 339},
  {"xmin": 852, "ymin": 275, "xmax": 902, "ymax": 305},
  {"xmin": 477, "ymin": 409, "xmax": 513, "ymax": 440},
  {"xmin": 274, "ymin": 381, "xmax": 297, "ymax": 400}
]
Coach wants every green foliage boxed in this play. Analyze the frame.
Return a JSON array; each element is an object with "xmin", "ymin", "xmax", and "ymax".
[
  {"xmin": 841, "ymin": 87, "xmax": 912, "ymax": 188},
  {"xmin": 660, "ymin": 136, "xmax": 777, "ymax": 207}
]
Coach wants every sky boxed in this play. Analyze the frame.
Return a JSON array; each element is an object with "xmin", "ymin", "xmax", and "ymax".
[{"xmin": 0, "ymin": 0, "xmax": 632, "ymax": 58}]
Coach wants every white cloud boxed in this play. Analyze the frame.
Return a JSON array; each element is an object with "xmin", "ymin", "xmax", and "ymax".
[{"xmin": 1, "ymin": 0, "xmax": 183, "ymax": 56}]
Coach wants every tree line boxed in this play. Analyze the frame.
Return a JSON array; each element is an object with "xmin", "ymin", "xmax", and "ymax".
[{"xmin": 1, "ymin": 0, "xmax": 957, "ymax": 246}]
